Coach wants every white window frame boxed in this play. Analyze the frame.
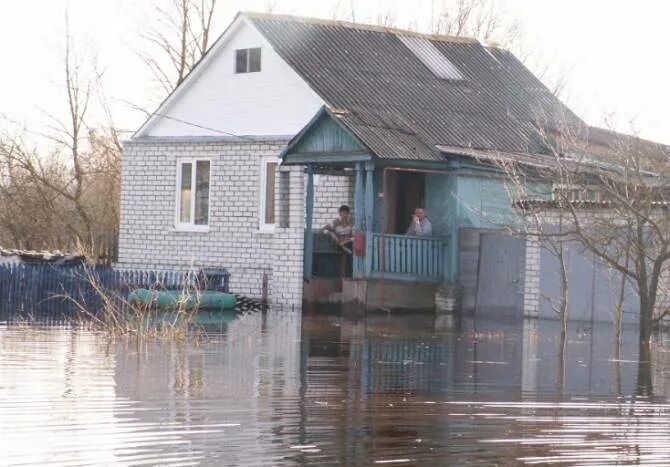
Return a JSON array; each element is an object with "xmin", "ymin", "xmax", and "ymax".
[
  {"xmin": 174, "ymin": 157, "xmax": 212, "ymax": 232},
  {"xmin": 258, "ymin": 157, "xmax": 278, "ymax": 233}
]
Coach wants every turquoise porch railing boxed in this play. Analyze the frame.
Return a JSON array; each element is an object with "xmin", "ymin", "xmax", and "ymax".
[{"xmin": 369, "ymin": 233, "xmax": 449, "ymax": 281}]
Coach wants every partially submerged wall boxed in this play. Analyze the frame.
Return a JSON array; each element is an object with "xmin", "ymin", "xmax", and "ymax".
[{"xmin": 118, "ymin": 138, "xmax": 348, "ymax": 305}]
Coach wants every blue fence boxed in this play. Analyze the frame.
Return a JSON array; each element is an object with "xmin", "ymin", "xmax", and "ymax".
[{"xmin": 0, "ymin": 264, "xmax": 230, "ymax": 324}]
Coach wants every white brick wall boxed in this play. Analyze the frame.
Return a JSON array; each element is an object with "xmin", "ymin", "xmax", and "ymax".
[
  {"xmin": 271, "ymin": 166, "xmax": 305, "ymax": 306},
  {"xmin": 523, "ymin": 235, "xmax": 541, "ymax": 317},
  {"xmin": 118, "ymin": 139, "xmax": 279, "ymax": 298},
  {"xmin": 118, "ymin": 138, "xmax": 344, "ymax": 306},
  {"xmin": 312, "ymin": 174, "xmax": 354, "ymax": 229}
]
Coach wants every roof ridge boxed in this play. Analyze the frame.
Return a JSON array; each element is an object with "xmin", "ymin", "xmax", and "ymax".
[{"xmin": 241, "ymin": 11, "xmax": 480, "ymax": 44}]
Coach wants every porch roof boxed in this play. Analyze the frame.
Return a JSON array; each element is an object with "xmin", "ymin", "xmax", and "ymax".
[{"xmin": 281, "ymin": 106, "xmax": 447, "ymax": 167}]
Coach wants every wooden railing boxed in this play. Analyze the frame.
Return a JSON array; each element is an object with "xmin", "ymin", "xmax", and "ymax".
[{"xmin": 369, "ymin": 233, "xmax": 449, "ymax": 281}]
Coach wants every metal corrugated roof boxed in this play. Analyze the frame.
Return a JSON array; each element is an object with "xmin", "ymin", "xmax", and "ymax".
[{"xmin": 246, "ymin": 13, "xmax": 584, "ymax": 161}]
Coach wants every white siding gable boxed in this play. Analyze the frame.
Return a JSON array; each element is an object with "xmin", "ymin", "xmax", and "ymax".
[{"xmin": 139, "ymin": 18, "xmax": 324, "ymax": 138}]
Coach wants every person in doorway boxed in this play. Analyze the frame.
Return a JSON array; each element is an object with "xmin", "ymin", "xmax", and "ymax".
[
  {"xmin": 406, "ymin": 207, "xmax": 432, "ymax": 237},
  {"xmin": 323, "ymin": 205, "xmax": 354, "ymax": 253}
]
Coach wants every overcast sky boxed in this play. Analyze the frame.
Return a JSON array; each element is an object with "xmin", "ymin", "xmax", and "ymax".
[{"xmin": 1, "ymin": 0, "xmax": 668, "ymax": 144}]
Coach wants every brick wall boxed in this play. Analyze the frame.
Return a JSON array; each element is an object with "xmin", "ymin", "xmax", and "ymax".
[
  {"xmin": 522, "ymin": 235, "xmax": 541, "ymax": 317},
  {"xmin": 312, "ymin": 174, "xmax": 354, "ymax": 229},
  {"xmin": 118, "ymin": 138, "xmax": 343, "ymax": 306},
  {"xmin": 270, "ymin": 166, "xmax": 305, "ymax": 306}
]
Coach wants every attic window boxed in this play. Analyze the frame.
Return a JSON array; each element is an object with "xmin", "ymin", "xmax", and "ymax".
[
  {"xmin": 235, "ymin": 48, "xmax": 261, "ymax": 73},
  {"xmin": 397, "ymin": 35, "xmax": 464, "ymax": 80}
]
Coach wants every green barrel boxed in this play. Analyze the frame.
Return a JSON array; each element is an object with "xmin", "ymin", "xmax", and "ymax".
[{"xmin": 128, "ymin": 289, "xmax": 236, "ymax": 310}]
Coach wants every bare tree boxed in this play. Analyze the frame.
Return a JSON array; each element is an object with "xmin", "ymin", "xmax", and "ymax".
[
  {"xmin": 375, "ymin": 10, "xmax": 396, "ymax": 28},
  {"xmin": 140, "ymin": 0, "xmax": 220, "ymax": 94},
  {"xmin": 494, "ymin": 119, "xmax": 670, "ymax": 368},
  {"xmin": 331, "ymin": 0, "xmax": 357, "ymax": 22},
  {"xmin": 429, "ymin": 0, "xmax": 521, "ymax": 47},
  {"xmin": 264, "ymin": 0, "xmax": 281, "ymax": 14},
  {"xmin": 0, "ymin": 25, "xmax": 122, "ymax": 261},
  {"xmin": 483, "ymin": 106, "xmax": 670, "ymax": 398},
  {"xmin": 493, "ymin": 148, "xmax": 572, "ymax": 392},
  {"xmin": 557, "ymin": 130, "xmax": 670, "ymax": 344}
]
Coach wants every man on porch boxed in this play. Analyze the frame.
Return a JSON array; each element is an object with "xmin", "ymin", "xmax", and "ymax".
[
  {"xmin": 323, "ymin": 205, "xmax": 354, "ymax": 254},
  {"xmin": 406, "ymin": 208, "xmax": 433, "ymax": 237}
]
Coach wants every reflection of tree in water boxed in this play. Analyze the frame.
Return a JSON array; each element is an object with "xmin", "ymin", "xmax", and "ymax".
[{"xmin": 637, "ymin": 341, "xmax": 653, "ymax": 397}]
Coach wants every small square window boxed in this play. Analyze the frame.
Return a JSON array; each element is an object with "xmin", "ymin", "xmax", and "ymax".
[{"xmin": 235, "ymin": 48, "xmax": 262, "ymax": 74}]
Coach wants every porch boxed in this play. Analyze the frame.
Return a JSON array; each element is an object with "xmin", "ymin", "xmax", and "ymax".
[
  {"xmin": 282, "ymin": 106, "xmax": 460, "ymax": 308},
  {"xmin": 308, "ymin": 230, "xmax": 450, "ymax": 282},
  {"xmin": 302, "ymin": 161, "xmax": 456, "ymax": 286}
]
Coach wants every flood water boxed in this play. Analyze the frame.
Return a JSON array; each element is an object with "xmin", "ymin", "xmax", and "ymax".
[{"xmin": 1, "ymin": 310, "xmax": 670, "ymax": 466}]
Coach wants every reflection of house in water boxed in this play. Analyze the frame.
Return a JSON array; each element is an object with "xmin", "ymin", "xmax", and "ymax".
[
  {"xmin": 114, "ymin": 311, "xmax": 302, "ymax": 398},
  {"xmin": 111, "ymin": 311, "xmax": 652, "ymax": 463},
  {"xmin": 113, "ymin": 310, "xmax": 304, "ymax": 463},
  {"xmin": 298, "ymin": 314, "xmax": 644, "ymax": 452},
  {"xmin": 295, "ymin": 314, "xmax": 646, "ymax": 463}
]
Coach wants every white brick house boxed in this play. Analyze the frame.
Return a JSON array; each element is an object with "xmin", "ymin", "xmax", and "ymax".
[
  {"xmin": 118, "ymin": 12, "xmax": 665, "ymax": 317},
  {"xmin": 118, "ymin": 13, "xmax": 359, "ymax": 305}
]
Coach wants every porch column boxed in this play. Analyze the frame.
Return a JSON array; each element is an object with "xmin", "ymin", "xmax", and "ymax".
[
  {"xmin": 353, "ymin": 163, "xmax": 364, "ymax": 278},
  {"xmin": 364, "ymin": 163, "xmax": 375, "ymax": 276},
  {"xmin": 354, "ymin": 163, "xmax": 364, "ymax": 231},
  {"xmin": 448, "ymin": 226, "xmax": 459, "ymax": 282},
  {"xmin": 304, "ymin": 168, "xmax": 315, "ymax": 280}
]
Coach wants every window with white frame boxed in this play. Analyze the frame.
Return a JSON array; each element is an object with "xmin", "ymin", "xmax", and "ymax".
[
  {"xmin": 259, "ymin": 158, "xmax": 277, "ymax": 231},
  {"xmin": 235, "ymin": 47, "xmax": 261, "ymax": 73},
  {"xmin": 176, "ymin": 159, "xmax": 210, "ymax": 229}
]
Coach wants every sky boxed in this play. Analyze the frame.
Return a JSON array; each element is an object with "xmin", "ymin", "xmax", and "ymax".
[{"xmin": 1, "ymin": 0, "xmax": 669, "ymax": 145}]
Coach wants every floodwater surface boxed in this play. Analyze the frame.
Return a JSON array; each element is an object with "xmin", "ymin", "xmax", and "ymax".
[{"xmin": 1, "ymin": 310, "xmax": 670, "ymax": 466}]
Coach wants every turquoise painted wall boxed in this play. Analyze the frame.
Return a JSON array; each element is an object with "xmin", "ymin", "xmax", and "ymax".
[
  {"xmin": 362, "ymin": 166, "xmax": 550, "ymax": 282},
  {"xmin": 293, "ymin": 115, "xmax": 363, "ymax": 154},
  {"xmin": 370, "ymin": 169, "xmax": 550, "ymax": 234},
  {"xmin": 456, "ymin": 176, "xmax": 516, "ymax": 228},
  {"xmin": 425, "ymin": 174, "xmax": 456, "ymax": 235},
  {"xmin": 426, "ymin": 173, "xmax": 526, "ymax": 231}
]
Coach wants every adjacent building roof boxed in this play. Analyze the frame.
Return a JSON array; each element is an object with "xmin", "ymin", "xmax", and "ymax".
[
  {"xmin": 246, "ymin": 12, "xmax": 584, "ymax": 161},
  {"xmin": 0, "ymin": 248, "xmax": 85, "ymax": 266}
]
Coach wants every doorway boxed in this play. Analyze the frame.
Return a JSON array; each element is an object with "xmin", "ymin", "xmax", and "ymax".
[{"xmin": 387, "ymin": 171, "xmax": 425, "ymax": 234}]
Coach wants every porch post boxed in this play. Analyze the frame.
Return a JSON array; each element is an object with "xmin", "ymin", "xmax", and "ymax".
[
  {"xmin": 448, "ymin": 226, "xmax": 459, "ymax": 282},
  {"xmin": 304, "ymin": 168, "xmax": 315, "ymax": 281},
  {"xmin": 354, "ymin": 163, "xmax": 364, "ymax": 230},
  {"xmin": 353, "ymin": 163, "xmax": 364, "ymax": 278},
  {"xmin": 364, "ymin": 162, "xmax": 375, "ymax": 277}
]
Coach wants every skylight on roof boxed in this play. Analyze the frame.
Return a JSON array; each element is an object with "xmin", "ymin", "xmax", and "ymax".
[{"xmin": 397, "ymin": 35, "xmax": 464, "ymax": 80}]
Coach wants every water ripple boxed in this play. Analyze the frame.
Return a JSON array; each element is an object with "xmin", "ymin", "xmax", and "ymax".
[{"xmin": 0, "ymin": 312, "xmax": 669, "ymax": 465}]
